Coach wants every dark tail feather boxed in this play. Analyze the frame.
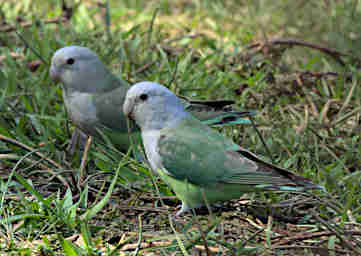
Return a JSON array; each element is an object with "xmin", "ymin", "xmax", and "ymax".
[
  {"xmin": 237, "ymin": 148, "xmax": 326, "ymax": 192},
  {"xmin": 204, "ymin": 111, "xmax": 257, "ymax": 126},
  {"xmin": 255, "ymin": 183, "xmax": 325, "ymax": 192}
]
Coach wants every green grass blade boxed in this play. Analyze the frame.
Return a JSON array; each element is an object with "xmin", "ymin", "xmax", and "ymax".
[{"xmin": 81, "ymin": 160, "xmax": 126, "ymax": 221}]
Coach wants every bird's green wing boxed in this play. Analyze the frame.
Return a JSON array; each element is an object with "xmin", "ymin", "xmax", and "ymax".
[
  {"xmin": 94, "ymin": 81, "xmax": 253, "ymax": 133},
  {"xmin": 180, "ymin": 97, "xmax": 256, "ymax": 126},
  {"xmin": 97, "ymin": 70, "xmax": 129, "ymax": 93},
  {"xmin": 92, "ymin": 84, "xmax": 141, "ymax": 151},
  {"xmin": 158, "ymin": 116, "xmax": 321, "ymax": 190},
  {"xmin": 158, "ymin": 116, "xmax": 255, "ymax": 186},
  {"xmin": 93, "ymin": 83, "xmax": 132, "ymax": 132}
]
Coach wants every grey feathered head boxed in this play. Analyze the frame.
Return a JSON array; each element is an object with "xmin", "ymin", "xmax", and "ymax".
[
  {"xmin": 123, "ymin": 82, "xmax": 188, "ymax": 130},
  {"xmin": 50, "ymin": 46, "xmax": 109, "ymax": 93}
]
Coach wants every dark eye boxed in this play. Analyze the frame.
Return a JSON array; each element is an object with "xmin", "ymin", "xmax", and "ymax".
[
  {"xmin": 66, "ymin": 58, "xmax": 75, "ymax": 65},
  {"xmin": 139, "ymin": 94, "xmax": 148, "ymax": 101}
]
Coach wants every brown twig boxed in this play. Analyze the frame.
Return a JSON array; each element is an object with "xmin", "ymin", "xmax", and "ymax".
[
  {"xmin": 0, "ymin": 17, "xmax": 68, "ymax": 33},
  {"xmin": 273, "ymin": 245, "xmax": 348, "ymax": 254},
  {"xmin": 0, "ymin": 134, "xmax": 69, "ymax": 188},
  {"xmin": 163, "ymin": 33, "xmax": 205, "ymax": 46},
  {"xmin": 120, "ymin": 241, "xmax": 222, "ymax": 253},
  {"xmin": 0, "ymin": 52, "xmax": 22, "ymax": 63},
  {"xmin": 0, "ymin": 135, "xmax": 64, "ymax": 170},
  {"xmin": 274, "ymin": 230, "xmax": 361, "ymax": 245},
  {"xmin": 246, "ymin": 38, "xmax": 351, "ymax": 66},
  {"xmin": 133, "ymin": 60, "xmax": 157, "ymax": 74},
  {"xmin": 311, "ymin": 209, "xmax": 361, "ymax": 254},
  {"xmin": 116, "ymin": 205, "xmax": 170, "ymax": 213},
  {"xmin": 297, "ymin": 71, "xmax": 340, "ymax": 79},
  {"xmin": 0, "ymin": 153, "xmax": 48, "ymax": 170}
]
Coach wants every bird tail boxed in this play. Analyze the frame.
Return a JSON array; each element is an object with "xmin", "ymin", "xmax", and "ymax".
[
  {"xmin": 255, "ymin": 183, "xmax": 326, "ymax": 192},
  {"xmin": 203, "ymin": 111, "xmax": 257, "ymax": 126},
  {"xmin": 237, "ymin": 148, "xmax": 326, "ymax": 193}
]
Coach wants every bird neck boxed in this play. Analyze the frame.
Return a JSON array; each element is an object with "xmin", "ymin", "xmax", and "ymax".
[
  {"xmin": 141, "ymin": 105, "xmax": 190, "ymax": 132},
  {"xmin": 101, "ymin": 72, "xmax": 125, "ymax": 92},
  {"xmin": 64, "ymin": 63, "xmax": 121, "ymax": 94}
]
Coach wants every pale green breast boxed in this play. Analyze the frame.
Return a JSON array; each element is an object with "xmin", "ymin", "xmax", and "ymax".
[
  {"xmin": 158, "ymin": 168, "xmax": 256, "ymax": 209},
  {"xmin": 63, "ymin": 90, "xmax": 99, "ymax": 136},
  {"xmin": 157, "ymin": 116, "xmax": 243, "ymax": 185}
]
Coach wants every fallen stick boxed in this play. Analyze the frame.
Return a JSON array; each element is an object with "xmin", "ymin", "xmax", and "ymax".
[
  {"xmin": 246, "ymin": 38, "xmax": 352, "ymax": 66},
  {"xmin": 0, "ymin": 17, "xmax": 68, "ymax": 33}
]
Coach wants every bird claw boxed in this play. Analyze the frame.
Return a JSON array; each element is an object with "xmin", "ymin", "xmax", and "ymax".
[{"xmin": 67, "ymin": 128, "xmax": 88, "ymax": 156}]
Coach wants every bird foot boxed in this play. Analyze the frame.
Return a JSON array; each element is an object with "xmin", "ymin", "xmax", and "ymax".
[{"xmin": 67, "ymin": 128, "xmax": 88, "ymax": 156}]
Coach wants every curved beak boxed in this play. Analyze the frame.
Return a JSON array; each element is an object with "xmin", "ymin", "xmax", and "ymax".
[
  {"xmin": 123, "ymin": 97, "xmax": 134, "ymax": 120},
  {"xmin": 49, "ymin": 65, "xmax": 60, "ymax": 83}
]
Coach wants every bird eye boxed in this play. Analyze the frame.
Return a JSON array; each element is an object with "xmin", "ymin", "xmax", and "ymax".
[
  {"xmin": 139, "ymin": 94, "xmax": 148, "ymax": 101},
  {"xmin": 66, "ymin": 58, "xmax": 75, "ymax": 65}
]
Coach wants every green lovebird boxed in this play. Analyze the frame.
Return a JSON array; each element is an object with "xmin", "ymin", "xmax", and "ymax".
[
  {"xmin": 50, "ymin": 46, "xmax": 255, "ymax": 153},
  {"xmin": 123, "ymin": 82, "xmax": 324, "ymax": 216}
]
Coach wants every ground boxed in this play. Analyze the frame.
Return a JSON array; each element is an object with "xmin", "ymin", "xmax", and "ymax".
[{"xmin": 0, "ymin": 0, "xmax": 361, "ymax": 255}]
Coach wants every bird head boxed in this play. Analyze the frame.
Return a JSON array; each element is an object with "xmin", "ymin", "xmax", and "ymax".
[
  {"xmin": 123, "ymin": 82, "xmax": 187, "ymax": 130},
  {"xmin": 50, "ymin": 46, "xmax": 109, "ymax": 93}
]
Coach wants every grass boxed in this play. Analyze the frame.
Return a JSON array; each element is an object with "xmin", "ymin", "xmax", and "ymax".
[{"xmin": 1, "ymin": 0, "xmax": 361, "ymax": 255}]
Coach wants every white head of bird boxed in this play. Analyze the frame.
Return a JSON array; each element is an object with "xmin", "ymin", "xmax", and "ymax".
[
  {"xmin": 123, "ymin": 82, "xmax": 189, "ymax": 131},
  {"xmin": 50, "ymin": 46, "xmax": 109, "ymax": 93}
]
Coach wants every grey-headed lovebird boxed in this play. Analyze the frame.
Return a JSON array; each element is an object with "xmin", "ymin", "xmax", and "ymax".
[
  {"xmin": 123, "ymin": 82, "xmax": 324, "ymax": 216},
  {"xmin": 50, "ymin": 46, "xmax": 255, "ymax": 153}
]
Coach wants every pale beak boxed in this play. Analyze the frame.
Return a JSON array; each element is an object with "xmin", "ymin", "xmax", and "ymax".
[
  {"xmin": 123, "ymin": 98, "xmax": 134, "ymax": 119},
  {"xmin": 49, "ymin": 66, "xmax": 60, "ymax": 83}
]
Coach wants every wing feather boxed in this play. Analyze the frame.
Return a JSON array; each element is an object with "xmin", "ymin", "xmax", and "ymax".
[{"xmin": 158, "ymin": 116, "xmax": 315, "ymax": 188}]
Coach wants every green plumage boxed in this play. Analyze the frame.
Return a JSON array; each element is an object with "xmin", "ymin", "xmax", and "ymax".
[
  {"xmin": 158, "ymin": 116, "xmax": 323, "ymax": 212},
  {"xmin": 50, "ymin": 46, "xmax": 255, "ymax": 153},
  {"xmin": 123, "ymin": 82, "xmax": 324, "ymax": 216}
]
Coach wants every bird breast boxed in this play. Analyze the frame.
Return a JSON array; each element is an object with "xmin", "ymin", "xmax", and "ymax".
[{"xmin": 63, "ymin": 91, "xmax": 99, "ymax": 135}]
